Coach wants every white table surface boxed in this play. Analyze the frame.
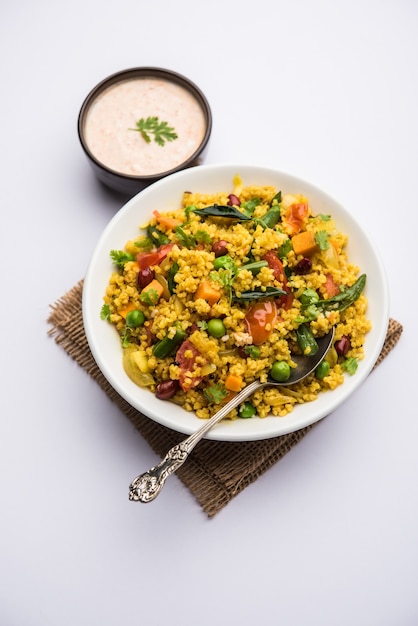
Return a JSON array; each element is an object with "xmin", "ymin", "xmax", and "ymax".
[{"xmin": 1, "ymin": 1, "xmax": 417, "ymax": 624}]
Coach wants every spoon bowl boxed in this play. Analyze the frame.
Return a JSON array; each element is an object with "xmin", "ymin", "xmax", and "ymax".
[{"xmin": 129, "ymin": 328, "xmax": 335, "ymax": 502}]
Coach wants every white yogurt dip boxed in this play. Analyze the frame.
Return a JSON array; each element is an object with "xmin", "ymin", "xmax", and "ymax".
[{"xmin": 84, "ymin": 77, "xmax": 207, "ymax": 176}]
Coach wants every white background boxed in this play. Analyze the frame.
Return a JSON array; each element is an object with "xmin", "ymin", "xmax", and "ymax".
[{"xmin": 1, "ymin": 1, "xmax": 417, "ymax": 624}]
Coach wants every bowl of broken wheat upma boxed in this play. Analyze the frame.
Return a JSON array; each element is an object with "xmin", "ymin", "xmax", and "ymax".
[{"xmin": 82, "ymin": 164, "xmax": 389, "ymax": 441}]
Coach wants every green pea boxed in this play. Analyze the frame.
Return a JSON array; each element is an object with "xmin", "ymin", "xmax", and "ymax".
[
  {"xmin": 126, "ymin": 309, "xmax": 145, "ymax": 328},
  {"xmin": 207, "ymin": 318, "xmax": 226, "ymax": 338},
  {"xmin": 239, "ymin": 402, "xmax": 257, "ymax": 418},
  {"xmin": 270, "ymin": 360, "xmax": 291, "ymax": 382},
  {"xmin": 315, "ymin": 360, "xmax": 330, "ymax": 380}
]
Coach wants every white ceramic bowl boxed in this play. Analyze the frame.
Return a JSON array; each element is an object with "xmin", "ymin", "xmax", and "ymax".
[{"xmin": 82, "ymin": 164, "xmax": 389, "ymax": 441}]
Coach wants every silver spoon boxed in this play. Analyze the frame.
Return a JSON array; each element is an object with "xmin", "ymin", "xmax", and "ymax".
[{"xmin": 129, "ymin": 326, "xmax": 335, "ymax": 503}]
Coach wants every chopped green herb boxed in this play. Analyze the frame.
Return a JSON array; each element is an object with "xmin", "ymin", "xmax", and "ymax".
[
  {"xmin": 317, "ymin": 213, "xmax": 331, "ymax": 221},
  {"xmin": 100, "ymin": 304, "xmax": 111, "ymax": 321},
  {"xmin": 197, "ymin": 320, "xmax": 208, "ymax": 330},
  {"xmin": 134, "ymin": 237, "xmax": 154, "ymax": 250},
  {"xmin": 140, "ymin": 288, "xmax": 159, "ymax": 306},
  {"xmin": 210, "ymin": 266, "xmax": 237, "ymax": 302},
  {"xmin": 129, "ymin": 116, "xmax": 178, "ymax": 146},
  {"xmin": 195, "ymin": 230, "xmax": 212, "ymax": 244},
  {"xmin": 204, "ymin": 383, "xmax": 228, "ymax": 404},
  {"xmin": 342, "ymin": 357, "xmax": 359, "ymax": 375},
  {"xmin": 184, "ymin": 205, "xmax": 197, "ymax": 222},
  {"xmin": 278, "ymin": 238, "xmax": 292, "ymax": 258},
  {"xmin": 110, "ymin": 250, "xmax": 134, "ymax": 268},
  {"xmin": 175, "ymin": 225, "xmax": 196, "ymax": 248},
  {"xmin": 314, "ymin": 230, "xmax": 330, "ymax": 251},
  {"xmin": 121, "ymin": 326, "xmax": 132, "ymax": 348}
]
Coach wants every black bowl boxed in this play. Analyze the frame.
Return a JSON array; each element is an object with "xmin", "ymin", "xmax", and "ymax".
[{"xmin": 78, "ymin": 67, "xmax": 212, "ymax": 197}]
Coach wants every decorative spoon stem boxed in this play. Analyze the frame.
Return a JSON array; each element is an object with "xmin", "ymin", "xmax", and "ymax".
[{"xmin": 129, "ymin": 327, "xmax": 335, "ymax": 503}]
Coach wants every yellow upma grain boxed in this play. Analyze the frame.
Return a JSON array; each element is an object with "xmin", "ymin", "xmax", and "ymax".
[{"xmin": 102, "ymin": 177, "xmax": 371, "ymax": 421}]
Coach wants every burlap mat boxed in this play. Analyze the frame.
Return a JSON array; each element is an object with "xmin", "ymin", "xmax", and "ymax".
[{"xmin": 47, "ymin": 280, "xmax": 403, "ymax": 517}]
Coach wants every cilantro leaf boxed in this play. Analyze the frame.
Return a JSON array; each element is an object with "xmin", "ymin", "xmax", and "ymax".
[
  {"xmin": 121, "ymin": 326, "xmax": 132, "ymax": 348},
  {"xmin": 130, "ymin": 116, "xmax": 178, "ymax": 146},
  {"xmin": 210, "ymin": 261, "xmax": 238, "ymax": 302},
  {"xmin": 134, "ymin": 237, "xmax": 153, "ymax": 250},
  {"xmin": 175, "ymin": 225, "xmax": 196, "ymax": 248},
  {"xmin": 342, "ymin": 357, "xmax": 359, "ymax": 375},
  {"xmin": 110, "ymin": 250, "xmax": 134, "ymax": 267},
  {"xmin": 100, "ymin": 304, "xmax": 111, "ymax": 321},
  {"xmin": 140, "ymin": 288, "xmax": 159, "ymax": 305},
  {"xmin": 314, "ymin": 230, "xmax": 330, "ymax": 251},
  {"xmin": 204, "ymin": 383, "xmax": 228, "ymax": 404},
  {"xmin": 278, "ymin": 238, "xmax": 292, "ymax": 258},
  {"xmin": 195, "ymin": 230, "xmax": 212, "ymax": 244}
]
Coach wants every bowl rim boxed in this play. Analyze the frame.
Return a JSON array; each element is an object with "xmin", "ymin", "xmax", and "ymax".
[
  {"xmin": 82, "ymin": 163, "xmax": 390, "ymax": 442},
  {"xmin": 77, "ymin": 66, "xmax": 213, "ymax": 181}
]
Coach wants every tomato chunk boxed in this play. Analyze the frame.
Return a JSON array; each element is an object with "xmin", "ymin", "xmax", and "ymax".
[
  {"xmin": 285, "ymin": 202, "xmax": 309, "ymax": 234},
  {"xmin": 176, "ymin": 339, "xmax": 203, "ymax": 391},
  {"xmin": 324, "ymin": 273, "xmax": 340, "ymax": 297},
  {"xmin": 262, "ymin": 251, "xmax": 288, "ymax": 286},
  {"xmin": 262, "ymin": 251, "xmax": 294, "ymax": 310},
  {"xmin": 244, "ymin": 300, "xmax": 277, "ymax": 345},
  {"xmin": 137, "ymin": 243, "xmax": 174, "ymax": 270}
]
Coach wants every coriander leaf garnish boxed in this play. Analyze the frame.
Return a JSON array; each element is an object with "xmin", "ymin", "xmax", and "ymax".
[
  {"xmin": 121, "ymin": 326, "xmax": 134, "ymax": 348},
  {"xmin": 278, "ymin": 238, "xmax": 292, "ymax": 258},
  {"xmin": 204, "ymin": 383, "xmax": 228, "ymax": 404},
  {"xmin": 130, "ymin": 116, "xmax": 178, "ymax": 146},
  {"xmin": 134, "ymin": 237, "xmax": 154, "ymax": 250},
  {"xmin": 210, "ymin": 261, "xmax": 238, "ymax": 302},
  {"xmin": 175, "ymin": 225, "xmax": 196, "ymax": 248},
  {"xmin": 140, "ymin": 288, "xmax": 159, "ymax": 305},
  {"xmin": 195, "ymin": 230, "xmax": 212, "ymax": 244},
  {"xmin": 110, "ymin": 250, "xmax": 134, "ymax": 267},
  {"xmin": 342, "ymin": 357, "xmax": 359, "ymax": 375},
  {"xmin": 314, "ymin": 230, "xmax": 330, "ymax": 251},
  {"xmin": 100, "ymin": 304, "xmax": 111, "ymax": 321}
]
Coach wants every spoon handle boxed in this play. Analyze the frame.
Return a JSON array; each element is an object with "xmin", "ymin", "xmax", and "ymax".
[{"xmin": 129, "ymin": 380, "xmax": 262, "ymax": 502}]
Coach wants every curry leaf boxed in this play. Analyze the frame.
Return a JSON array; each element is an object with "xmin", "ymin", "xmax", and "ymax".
[{"xmin": 191, "ymin": 204, "xmax": 252, "ymax": 221}]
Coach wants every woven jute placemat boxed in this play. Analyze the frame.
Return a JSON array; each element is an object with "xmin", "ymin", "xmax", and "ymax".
[{"xmin": 47, "ymin": 280, "xmax": 403, "ymax": 517}]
